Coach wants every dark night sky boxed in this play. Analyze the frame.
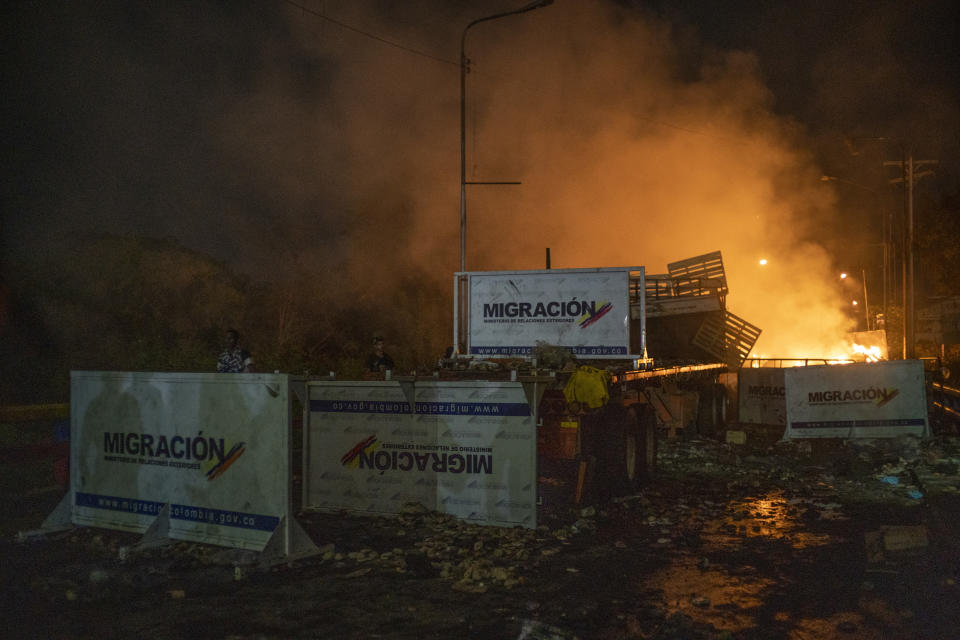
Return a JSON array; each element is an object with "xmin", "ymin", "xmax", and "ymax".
[
  {"xmin": 643, "ymin": 1, "xmax": 959, "ymax": 170},
  {"xmin": 2, "ymin": 0, "xmax": 958, "ymax": 355}
]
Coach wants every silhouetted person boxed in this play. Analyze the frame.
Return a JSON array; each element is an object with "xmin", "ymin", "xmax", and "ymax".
[
  {"xmin": 366, "ymin": 335, "xmax": 394, "ymax": 373},
  {"xmin": 217, "ymin": 328, "xmax": 254, "ymax": 373}
]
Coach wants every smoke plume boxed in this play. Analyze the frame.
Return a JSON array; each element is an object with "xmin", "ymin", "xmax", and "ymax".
[{"xmin": 8, "ymin": 0, "xmax": 956, "ymax": 362}]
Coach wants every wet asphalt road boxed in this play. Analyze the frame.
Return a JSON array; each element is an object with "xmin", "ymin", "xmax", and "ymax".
[{"xmin": 4, "ymin": 438, "xmax": 959, "ymax": 640}]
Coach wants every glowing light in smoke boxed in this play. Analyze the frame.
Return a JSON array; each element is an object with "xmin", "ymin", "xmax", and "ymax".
[
  {"xmin": 758, "ymin": 258, "xmax": 768, "ymax": 266},
  {"xmin": 840, "ymin": 272, "xmax": 848, "ymax": 279}
]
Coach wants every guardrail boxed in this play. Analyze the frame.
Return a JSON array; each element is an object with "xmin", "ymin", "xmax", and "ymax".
[{"xmin": 930, "ymin": 381, "xmax": 960, "ymax": 421}]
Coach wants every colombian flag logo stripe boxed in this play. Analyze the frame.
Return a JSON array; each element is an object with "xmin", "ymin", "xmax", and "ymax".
[
  {"xmin": 341, "ymin": 435, "xmax": 377, "ymax": 465},
  {"xmin": 579, "ymin": 301, "xmax": 612, "ymax": 328},
  {"xmin": 206, "ymin": 442, "xmax": 245, "ymax": 481}
]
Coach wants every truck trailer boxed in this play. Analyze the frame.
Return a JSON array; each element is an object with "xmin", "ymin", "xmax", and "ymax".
[{"xmin": 444, "ymin": 250, "xmax": 762, "ymax": 501}]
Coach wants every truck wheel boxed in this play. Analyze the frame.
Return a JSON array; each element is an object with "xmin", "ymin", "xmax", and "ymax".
[
  {"xmin": 598, "ymin": 403, "xmax": 642, "ymax": 497},
  {"xmin": 635, "ymin": 404, "xmax": 658, "ymax": 477},
  {"xmin": 624, "ymin": 415, "xmax": 639, "ymax": 485}
]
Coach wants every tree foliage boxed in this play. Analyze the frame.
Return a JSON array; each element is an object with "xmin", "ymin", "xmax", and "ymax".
[{"xmin": 1, "ymin": 235, "xmax": 451, "ymax": 402}]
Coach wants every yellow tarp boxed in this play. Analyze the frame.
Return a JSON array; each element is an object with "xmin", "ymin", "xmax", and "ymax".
[{"xmin": 563, "ymin": 366, "xmax": 610, "ymax": 409}]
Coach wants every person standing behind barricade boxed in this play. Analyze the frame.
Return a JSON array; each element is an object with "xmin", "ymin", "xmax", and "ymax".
[
  {"xmin": 217, "ymin": 328, "xmax": 254, "ymax": 373},
  {"xmin": 366, "ymin": 334, "xmax": 395, "ymax": 374}
]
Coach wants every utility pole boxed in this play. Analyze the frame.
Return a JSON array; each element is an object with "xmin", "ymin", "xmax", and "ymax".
[
  {"xmin": 884, "ymin": 155, "xmax": 937, "ymax": 359},
  {"xmin": 455, "ymin": 0, "xmax": 553, "ymax": 356},
  {"xmin": 862, "ymin": 268, "xmax": 871, "ymax": 330}
]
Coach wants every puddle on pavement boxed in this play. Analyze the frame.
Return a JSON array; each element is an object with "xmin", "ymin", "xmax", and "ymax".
[
  {"xmin": 641, "ymin": 490, "xmax": 852, "ymax": 635},
  {"xmin": 643, "ymin": 555, "xmax": 775, "ymax": 631},
  {"xmin": 705, "ymin": 490, "xmax": 840, "ymax": 549}
]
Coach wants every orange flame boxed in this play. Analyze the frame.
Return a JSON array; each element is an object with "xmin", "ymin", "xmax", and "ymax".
[{"xmin": 851, "ymin": 343, "xmax": 883, "ymax": 362}]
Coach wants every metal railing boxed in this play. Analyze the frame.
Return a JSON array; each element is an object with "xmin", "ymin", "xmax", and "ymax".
[
  {"xmin": 741, "ymin": 358, "xmax": 855, "ymax": 368},
  {"xmin": 930, "ymin": 381, "xmax": 960, "ymax": 421}
]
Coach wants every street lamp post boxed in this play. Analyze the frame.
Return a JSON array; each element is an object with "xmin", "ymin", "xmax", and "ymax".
[
  {"xmin": 460, "ymin": 0, "xmax": 553, "ymax": 274},
  {"xmin": 455, "ymin": 0, "xmax": 553, "ymax": 355}
]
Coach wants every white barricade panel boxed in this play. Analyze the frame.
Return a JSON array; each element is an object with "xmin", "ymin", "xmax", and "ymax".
[
  {"xmin": 71, "ymin": 371, "xmax": 291, "ymax": 549},
  {"xmin": 784, "ymin": 361, "xmax": 929, "ymax": 439},
  {"xmin": 738, "ymin": 368, "xmax": 786, "ymax": 426},
  {"xmin": 305, "ymin": 381, "xmax": 432, "ymax": 514},
  {"xmin": 468, "ymin": 268, "xmax": 636, "ymax": 358},
  {"xmin": 419, "ymin": 381, "xmax": 536, "ymax": 528},
  {"xmin": 306, "ymin": 380, "xmax": 537, "ymax": 528}
]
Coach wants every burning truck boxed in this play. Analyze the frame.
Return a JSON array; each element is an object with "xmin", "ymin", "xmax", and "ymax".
[{"xmin": 439, "ymin": 250, "xmax": 762, "ymax": 501}]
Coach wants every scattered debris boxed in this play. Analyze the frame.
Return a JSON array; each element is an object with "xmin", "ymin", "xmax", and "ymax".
[
  {"xmin": 517, "ymin": 618, "xmax": 579, "ymax": 640},
  {"xmin": 881, "ymin": 525, "xmax": 930, "ymax": 553},
  {"xmin": 725, "ymin": 430, "xmax": 747, "ymax": 445},
  {"xmin": 6, "ymin": 432, "xmax": 959, "ymax": 639}
]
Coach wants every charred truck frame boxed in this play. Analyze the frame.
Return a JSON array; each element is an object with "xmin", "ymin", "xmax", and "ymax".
[{"xmin": 446, "ymin": 251, "xmax": 762, "ymax": 501}]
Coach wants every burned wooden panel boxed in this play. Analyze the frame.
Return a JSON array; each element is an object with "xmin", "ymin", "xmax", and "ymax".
[
  {"xmin": 641, "ymin": 312, "xmax": 719, "ymax": 363},
  {"xmin": 667, "ymin": 251, "xmax": 728, "ymax": 297},
  {"xmin": 692, "ymin": 310, "xmax": 762, "ymax": 368},
  {"xmin": 640, "ymin": 293, "xmax": 723, "ymax": 318}
]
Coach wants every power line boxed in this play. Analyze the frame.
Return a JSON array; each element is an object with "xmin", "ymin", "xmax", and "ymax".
[
  {"xmin": 282, "ymin": 0, "xmax": 458, "ymax": 68},
  {"xmin": 283, "ymin": 1, "xmax": 772, "ymax": 149}
]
